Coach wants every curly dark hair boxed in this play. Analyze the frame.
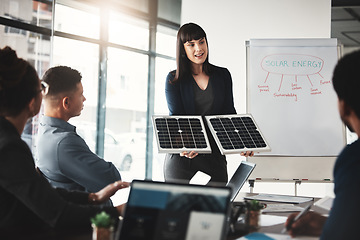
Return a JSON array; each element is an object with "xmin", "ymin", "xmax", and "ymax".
[{"xmin": 0, "ymin": 46, "xmax": 39, "ymax": 117}]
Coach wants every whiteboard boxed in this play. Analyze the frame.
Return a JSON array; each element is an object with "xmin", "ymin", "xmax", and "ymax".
[{"xmin": 247, "ymin": 39, "xmax": 345, "ymax": 157}]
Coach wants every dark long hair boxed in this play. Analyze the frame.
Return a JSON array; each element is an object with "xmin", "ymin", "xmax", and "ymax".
[
  {"xmin": 0, "ymin": 46, "xmax": 39, "ymax": 117},
  {"xmin": 173, "ymin": 23, "xmax": 213, "ymax": 83}
]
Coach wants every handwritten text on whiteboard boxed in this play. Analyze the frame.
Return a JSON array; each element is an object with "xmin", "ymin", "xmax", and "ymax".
[{"xmin": 258, "ymin": 54, "xmax": 331, "ymax": 101}]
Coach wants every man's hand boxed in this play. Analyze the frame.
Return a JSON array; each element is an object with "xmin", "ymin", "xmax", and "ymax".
[
  {"xmin": 285, "ymin": 211, "xmax": 327, "ymax": 237},
  {"xmin": 89, "ymin": 181, "xmax": 130, "ymax": 204}
]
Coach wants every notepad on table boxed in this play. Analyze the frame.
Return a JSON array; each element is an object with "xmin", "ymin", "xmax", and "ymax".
[
  {"xmin": 244, "ymin": 194, "xmax": 313, "ymax": 204},
  {"xmin": 262, "ymin": 204, "xmax": 305, "ymax": 213}
]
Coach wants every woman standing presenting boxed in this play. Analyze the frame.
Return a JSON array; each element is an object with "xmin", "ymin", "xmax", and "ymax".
[{"xmin": 165, "ymin": 23, "xmax": 253, "ymax": 185}]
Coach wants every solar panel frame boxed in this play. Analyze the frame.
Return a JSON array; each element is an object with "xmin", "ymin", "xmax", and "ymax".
[
  {"xmin": 152, "ymin": 115, "xmax": 212, "ymax": 154},
  {"xmin": 205, "ymin": 114, "xmax": 271, "ymax": 154}
]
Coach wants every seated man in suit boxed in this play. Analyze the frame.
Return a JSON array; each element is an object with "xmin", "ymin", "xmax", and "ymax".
[
  {"xmin": 36, "ymin": 66, "xmax": 121, "ymax": 197},
  {"xmin": 284, "ymin": 50, "xmax": 360, "ymax": 239}
]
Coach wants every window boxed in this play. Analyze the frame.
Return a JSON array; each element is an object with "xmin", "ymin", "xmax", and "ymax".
[
  {"xmin": 152, "ymin": 57, "xmax": 176, "ymax": 181},
  {"xmin": 156, "ymin": 25, "xmax": 177, "ymax": 57},
  {"xmin": 114, "ymin": 0, "xmax": 149, "ymax": 13},
  {"xmin": 54, "ymin": 2, "xmax": 100, "ymax": 39},
  {"xmin": 109, "ymin": 12, "xmax": 149, "ymax": 50},
  {"xmin": 105, "ymin": 47, "xmax": 148, "ymax": 180},
  {"xmin": 0, "ymin": 26, "xmax": 51, "ymax": 154},
  {"xmin": 158, "ymin": 0, "xmax": 181, "ymax": 24},
  {"xmin": 0, "ymin": 0, "xmax": 181, "ymax": 182},
  {"xmin": 154, "ymin": 57, "xmax": 175, "ymax": 115},
  {"xmin": 0, "ymin": 0, "xmax": 52, "ymax": 28}
]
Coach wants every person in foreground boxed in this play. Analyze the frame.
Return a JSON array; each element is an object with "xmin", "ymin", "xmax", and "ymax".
[
  {"xmin": 164, "ymin": 22, "xmax": 253, "ymax": 186},
  {"xmin": 284, "ymin": 49, "xmax": 360, "ymax": 239},
  {"xmin": 36, "ymin": 66, "xmax": 121, "ymax": 195},
  {"xmin": 0, "ymin": 46, "xmax": 129, "ymax": 237}
]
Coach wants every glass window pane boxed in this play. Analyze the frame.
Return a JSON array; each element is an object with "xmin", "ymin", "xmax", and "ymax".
[
  {"xmin": 0, "ymin": 0, "xmax": 53, "ymax": 28},
  {"xmin": 52, "ymin": 37, "xmax": 99, "ymax": 152},
  {"xmin": 106, "ymin": 47, "xmax": 148, "ymax": 181},
  {"xmin": 0, "ymin": 27, "xmax": 51, "ymax": 153},
  {"xmin": 158, "ymin": 0, "xmax": 181, "ymax": 24},
  {"xmin": 151, "ymin": 57, "xmax": 176, "ymax": 181},
  {"xmin": 156, "ymin": 25, "xmax": 177, "ymax": 57},
  {"xmin": 113, "ymin": 0, "xmax": 149, "ymax": 13},
  {"xmin": 54, "ymin": 3, "xmax": 100, "ymax": 39},
  {"xmin": 109, "ymin": 12, "xmax": 149, "ymax": 50},
  {"xmin": 154, "ymin": 57, "xmax": 175, "ymax": 114}
]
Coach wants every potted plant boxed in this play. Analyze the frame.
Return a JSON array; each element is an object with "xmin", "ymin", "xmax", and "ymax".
[
  {"xmin": 91, "ymin": 211, "xmax": 115, "ymax": 240},
  {"xmin": 245, "ymin": 200, "xmax": 265, "ymax": 230}
]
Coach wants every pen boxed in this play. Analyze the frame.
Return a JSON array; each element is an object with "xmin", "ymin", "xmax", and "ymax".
[{"xmin": 281, "ymin": 203, "xmax": 312, "ymax": 234}]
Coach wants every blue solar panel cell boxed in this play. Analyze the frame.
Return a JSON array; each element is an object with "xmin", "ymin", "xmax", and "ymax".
[{"xmin": 152, "ymin": 116, "xmax": 211, "ymax": 153}]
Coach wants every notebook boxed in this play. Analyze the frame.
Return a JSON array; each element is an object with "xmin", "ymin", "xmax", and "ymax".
[
  {"xmin": 116, "ymin": 180, "xmax": 232, "ymax": 240},
  {"xmin": 227, "ymin": 161, "xmax": 256, "ymax": 202}
]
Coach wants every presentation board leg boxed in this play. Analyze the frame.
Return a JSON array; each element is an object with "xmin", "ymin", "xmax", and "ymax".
[
  {"xmin": 248, "ymin": 180, "xmax": 255, "ymax": 193},
  {"xmin": 295, "ymin": 180, "xmax": 302, "ymax": 196}
]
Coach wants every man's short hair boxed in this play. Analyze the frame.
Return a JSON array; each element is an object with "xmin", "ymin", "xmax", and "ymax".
[
  {"xmin": 332, "ymin": 50, "xmax": 360, "ymax": 119},
  {"xmin": 42, "ymin": 66, "xmax": 82, "ymax": 96}
]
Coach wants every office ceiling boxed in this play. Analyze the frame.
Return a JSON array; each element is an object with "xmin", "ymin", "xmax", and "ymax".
[{"xmin": 331, "ymin": 1, "xmax": 360, "ymax": 47}]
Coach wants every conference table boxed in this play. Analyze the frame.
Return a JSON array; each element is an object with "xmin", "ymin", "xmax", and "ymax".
[
  {"xmin": 227, "ymin": 192, "xmax": 326, "ymax": 240},
  {"xmin": 18, "ymin": 192, "xmax": 323, "ymax": 240}
]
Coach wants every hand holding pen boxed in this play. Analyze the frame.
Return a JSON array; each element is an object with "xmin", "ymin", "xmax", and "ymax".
[
  {"xmin": 282, "ymin": 203, "xmax": 312, "ymax": 234},
  {"xmin": 283, "ymin": 204, "xmax": 327, "ymax": 237}
]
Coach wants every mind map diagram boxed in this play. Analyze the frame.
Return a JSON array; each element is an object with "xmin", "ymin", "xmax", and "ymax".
[{"xmin": 257, "ymin": 53, "xmax": 332, "ymax": 102}]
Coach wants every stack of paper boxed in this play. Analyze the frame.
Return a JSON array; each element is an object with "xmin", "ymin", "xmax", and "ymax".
[
  {"xmin": 245, "ymin": 194, "xmax": 313, "ymax": 204},
  {"xmin": 262, "ymin": 204, "xmax": 305, "ymax": 213}
]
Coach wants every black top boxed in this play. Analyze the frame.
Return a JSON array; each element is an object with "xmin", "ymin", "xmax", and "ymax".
[
  {"xmin": 0, "ymin": 117, "xmax": 118, "ymax": 237},
  {"xmin": 193, "ymin": 76, "xmax": 214, "ymax": 116}
]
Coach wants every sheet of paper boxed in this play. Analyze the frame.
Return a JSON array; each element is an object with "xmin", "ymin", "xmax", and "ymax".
[
  {"xmin": 260, "ymin": 214, "xmax": 287, "ymax": 227},
  {"xmin": 110, "ymin": 187, "xmax": 130, "ymax": 205},
  {"xmin": 189, "ymin": 171, "xmax": 211, "ymax": 185},
  {"xmin": 262, "ymin": 204, "xmax": 304, "ymax": 213},
  {"xmin": 314, "ymin": 196, "xmax": 334, "ymax": 211},
  {"xmin": 245, "ymin": 194, "xmax": 313, "ymax": 204}
]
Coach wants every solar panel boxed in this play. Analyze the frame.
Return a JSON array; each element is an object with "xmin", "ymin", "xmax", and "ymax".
[
  {"xmin": 152, "ymin": 115, "xmax": 211, "ymax": 153},
  {"xmin": 205, "ymin": 114, "xmax": 271, "ymax": 154}
]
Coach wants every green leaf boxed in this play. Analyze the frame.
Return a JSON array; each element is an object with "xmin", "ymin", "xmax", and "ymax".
[
  {"xmin": 90, "ymin": 211, "xmax": 115, "ymax": 228},
  {"xmin": 247, "ymin": 200, "xmax": 265, "ymax": 211}
]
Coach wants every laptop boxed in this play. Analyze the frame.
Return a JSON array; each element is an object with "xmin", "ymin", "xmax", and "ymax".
[
  {"xmin": 116, "ymin": 180, "xmax": 232, "ymax": 240},
  {"xmin": 227, "ymin": 161, "xmax": 256, "ymax": 202}
]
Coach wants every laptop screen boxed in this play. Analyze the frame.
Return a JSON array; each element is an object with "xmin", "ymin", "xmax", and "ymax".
[
  {"xmin": 227, "ymin": 161, "xmax": 256, "ymax": 202},
  {"xmin": 117, "ymin": 180, "xmax": 232, "ymax": 240}
]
